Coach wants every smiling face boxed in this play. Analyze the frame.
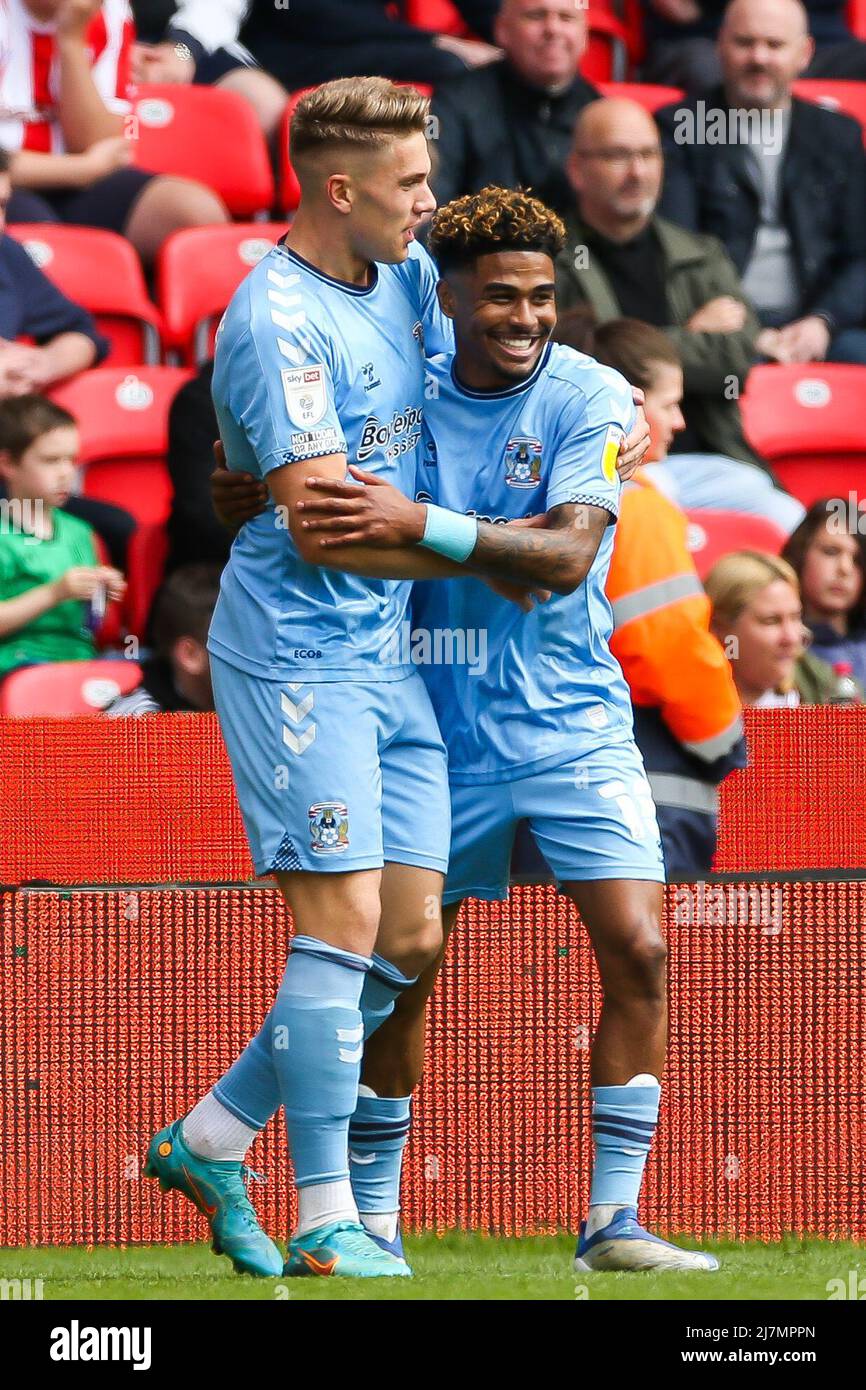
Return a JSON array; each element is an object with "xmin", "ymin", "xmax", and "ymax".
[
  {"xmin": 437, "ymin": 250, "xmax": 557, "ymax": 390},
  {"xmin": 494, "ymin": 0, "xmax": 587, "ymax": 91}
]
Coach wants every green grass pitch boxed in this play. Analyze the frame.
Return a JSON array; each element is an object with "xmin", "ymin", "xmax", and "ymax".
[{"xmin": 1, "ymin": 1234, "xmax": 860, "ymax": 1300}]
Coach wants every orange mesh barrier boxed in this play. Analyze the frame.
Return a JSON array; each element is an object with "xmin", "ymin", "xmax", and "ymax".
[
  {"xmin": 3, "ymin": 708, "xmax": 866, "ymax": 883},
  {"xmin": 1, "ymin": 882, "xmax": 863, "ymax": 1243},
  {"xmin": 1, "ymin": 709, "xmax": 864, "ymax": 1242}
]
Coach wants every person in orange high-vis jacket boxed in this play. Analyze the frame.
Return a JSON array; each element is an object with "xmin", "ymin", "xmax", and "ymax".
[
  {"xmin": 598, "ymin": 318, "xmax": 746, "ymax": 873},
  {"xmin": 607, "ymin": 467, "xmax": 745, "ymax": 872}
]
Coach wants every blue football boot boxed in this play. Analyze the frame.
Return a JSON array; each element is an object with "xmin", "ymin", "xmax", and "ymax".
[
  {"xmin": 144, "ymin": 1120, "xmax": 283, "ymax": 1277},
  {"xmin": 362, "ymin": 1219, "xmax": 406, "ymax": 1262},
  {"xmin": 574, "ymin": 1206, "xmax": 720, "ymax": 1272},
  {"xmin": 284, "ymin": 1220, "xmax": 412, "ymax": 1277}
]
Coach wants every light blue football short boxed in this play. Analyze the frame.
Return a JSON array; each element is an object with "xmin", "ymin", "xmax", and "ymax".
[
  {"xmin": 210, "ymin": 654, "xmax": 450, "ymax": 878},
  {"xmin": 444, "ymin": 737, "xmax": 666, "ymax": 905}
]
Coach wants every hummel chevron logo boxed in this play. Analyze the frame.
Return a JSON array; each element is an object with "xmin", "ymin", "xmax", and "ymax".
[
  {"xmin": 281, "ymin": 690, "xmax": 314, "ymax": 723},
  {"xmin": 267, "ymin": 270, "xmax": 300, "ymax": 290},
  {"xmin": 277, "ymin": 335, "xmax": 314, "ymax": 365},
  {"xmin": 267, "ymin": 288, "xmax": 302, "ymax": 309},
  {"xmin": 270, "ymin": 308, "xmax": 307, "ymax": 334},
  {"xmin": 282, "ymin": 726, "xmax": 316, "ymax": 755},
  {"xmin": 337, "ymin": 1022, "xmax": 364, "ymax": 1063}
]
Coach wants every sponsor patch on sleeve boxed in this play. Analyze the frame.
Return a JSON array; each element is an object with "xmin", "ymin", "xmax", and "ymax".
[
  {"xmin": 281, "ymin": 364, "xmax": 328, "ymax": 428},
  {"xmin": 601, "ymin": 423, "xmax": 623, "ymax": 484},
  {"xmin": 286, "ymin": 427, "xmax": 343, "ymax": 461}
]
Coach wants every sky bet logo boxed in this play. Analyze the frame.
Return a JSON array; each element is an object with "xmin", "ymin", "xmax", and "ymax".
[
  {"xmin": 357, "ymin": 407, "xmax": 423, "ymax": 463},
  {"xmin": 50, "ymin": 1320, "xmax": 151, "ymax": 1371}
]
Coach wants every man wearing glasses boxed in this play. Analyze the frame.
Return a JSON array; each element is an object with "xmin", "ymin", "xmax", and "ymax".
[{"xmin": 555, "ymin": 97, "xmax": 772, "ymax": 471}]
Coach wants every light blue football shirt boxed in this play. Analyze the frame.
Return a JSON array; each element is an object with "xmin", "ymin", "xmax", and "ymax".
[
  {"xmin": 412, "ymin": 341, "xmax": 636, "ymax": 783},
  {"xmin": 208, "ymin": 238, "xmax": 451, "ymax": 681}
]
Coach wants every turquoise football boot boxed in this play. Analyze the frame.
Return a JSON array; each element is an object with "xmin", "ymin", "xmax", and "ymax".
[
  {"xmin": 144, "ymin": 1119, "xmax": 283, "ymax": 1277},
  {"xmin": 284, "ymin": 1219, "xmax": 412, "ymax": 1277}
]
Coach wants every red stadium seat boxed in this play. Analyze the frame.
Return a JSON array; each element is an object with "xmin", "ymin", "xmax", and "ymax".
[
  {"xmin": 403, "ymin": 0, "xmax": 468, "ymax": 34},
  {"xmin": 279, "ymin": 90, "xmax": 312, "ymax": 215},
  {"xmin": 685, "ymin": 509, "xmax": 788, "ymax": 579},
  {"xmin": 129, "ymin": 83, "xmax": 275, "ymax": 218},
  {"xmin": 792, "ymin": 79, "xmax": 866, "ymax": 140},
  {"xmin": 7, "ymin": 224, "xmax": 162, "ymax": 366},
  {"xmin": 47, "ymin": 367, "xmax": 195, "ymax": 529},
  {"xmin": 582, "ymin": 9, "xmax": 631, "ymax": 82},
  {"xmin": 124, "ymin": 523, "xmax": 169, "ymax": 641},
  {"xmin": 598, "ymin": 81, "xmax": 685, "ymax": 112},
  {"xmin": 740, "ymin": 364, "xmax": 866, "ymax": 508},
  {"xmin": 156, "ymin": 223, "xmax": 289, "ymax": 363},
  {"xmin": 848, "ymin": 0, "xmax": 866, "ymax": 40},
  {"xmin": 0, "ymin": 659, "xmax": 142, "ymax": 716}
]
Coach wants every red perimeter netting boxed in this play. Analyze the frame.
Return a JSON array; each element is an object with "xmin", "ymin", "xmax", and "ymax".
[
  {"xmin": 1, "ymin": 882, "xmax": 863, "ymax": 1245},
  {"xmin": 1, "ymin": 710, "xmax": 864, "ymax": 1242}
]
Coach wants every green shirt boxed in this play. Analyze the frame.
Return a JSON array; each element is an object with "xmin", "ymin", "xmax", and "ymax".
[{"xmin": 0, "ymin": 508, "xmax": 97, "ymax": 676}]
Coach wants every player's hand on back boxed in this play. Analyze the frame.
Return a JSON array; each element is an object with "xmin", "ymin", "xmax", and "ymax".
[
  {"xmin": 297, "ymin": 465, "xmax": 426, "ymax": 549},
  {"xmin": 211, "ymin": 440, "xmax": 268, "ymax": 531},
  {"xmin": 617, "ymin": 390, "xmax": 651, "ymax": 482}
]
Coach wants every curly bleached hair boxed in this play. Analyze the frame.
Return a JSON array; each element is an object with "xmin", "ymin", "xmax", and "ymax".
[{"xmin": 428, "ymin": 186, "xmax": 566, "ymax": 273}]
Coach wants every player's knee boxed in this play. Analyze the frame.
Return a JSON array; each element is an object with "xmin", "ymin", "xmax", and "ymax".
[
  {"xmin": 386, "ymin": 917, "xmax": 444, "ymax": 980},
  {"xmin": 622, "ymin": 923, "xmax": 667, "ymax": 1000},
  {"xmin": 601, "ymin": 912, "xmax": 666, "ymax": 1002}
]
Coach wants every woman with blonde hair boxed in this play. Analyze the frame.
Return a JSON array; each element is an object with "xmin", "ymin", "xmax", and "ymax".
[{"xmin": 704, "ymin": 550, "xmax": 843, "ymax": 706}]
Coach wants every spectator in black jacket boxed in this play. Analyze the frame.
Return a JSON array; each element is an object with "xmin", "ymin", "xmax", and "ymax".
[
  {"xmin": 164, "ymin": 361, "xmax": 231, "ymax": 574},
  {"xmin": 658, "ymin": 0, "xmax": 866, "ymax": 364},
  {"xmin": 430, "ymin": 0, "xmax": 598, "ymax": 214},
  {"xmin": 645, "ymin": 0, "xmax": 866, "ymax": 90},
  {"xmin": 239, "ymin": 0, "xmax": 502, "ymax": 91},
  {"xmin": 0, "ymin": 149, "xmax": 107, "ymax": 395}
]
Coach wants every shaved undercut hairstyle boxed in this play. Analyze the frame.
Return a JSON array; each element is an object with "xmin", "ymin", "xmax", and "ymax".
[
  {"xmin": 290, "ymin": 76, "xmax": 430, "ymax": 164},
  {"xmin": 428, "ymin": 185, "xmax": 566, "ymax": 273}
]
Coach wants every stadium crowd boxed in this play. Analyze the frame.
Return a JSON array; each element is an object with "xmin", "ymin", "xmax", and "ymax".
[{"xmin": 2, "ymin": 0, "xmax": 866, "ymax": 876}]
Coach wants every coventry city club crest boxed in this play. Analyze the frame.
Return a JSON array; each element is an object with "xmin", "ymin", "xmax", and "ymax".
[
  {"xmin": 309, "ymin": 802, "xmax": 349, "ymax": 854},
  {"xmin": 504, "ymin": 437, "xmax": 543, "ymax": 489}
]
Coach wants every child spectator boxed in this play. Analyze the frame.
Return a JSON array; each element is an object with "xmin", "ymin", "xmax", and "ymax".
[
  {"xmin": 0, "ymin": 395, "xmax": 124, "ymax": 681},
  {"xmin": 104, "ymin": 561, "xmax": 219, "ymax": 713},
  {"xmin": 782, "ymin": 502, "xmax": 866, "ymax": 689}
]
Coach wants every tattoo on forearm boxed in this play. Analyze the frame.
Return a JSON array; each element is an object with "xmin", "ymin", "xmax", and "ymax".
[{"xmin": 465, "ymin": 504, "xmax": 610, "ymax": 593}]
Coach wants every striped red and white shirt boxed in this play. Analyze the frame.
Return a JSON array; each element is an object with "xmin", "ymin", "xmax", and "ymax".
[{"xmin": 0, "ymin": 0, "xmax": 134, "ymax": 154}]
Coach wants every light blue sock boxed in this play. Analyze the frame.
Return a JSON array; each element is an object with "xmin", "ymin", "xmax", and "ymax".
[
  {"xmin": 210, "ymin": 951, "xmax": 418, "ymax": 1141},
  {"xmin": 349, "ymin": 1094, "xmax": 412, "ymax": 1214},
  {"xmin": 271, "ymin": 934, "xmax": 371, "ymax": 1187},
  {"xmin": 359, "ymin": 952, "xmax": 418, "ymax": 1038},
  {"xmin": 213, "ymin": 1004, "xmax": 280, "ymax": 1131},
  {"xmin": 349, "ymin": 955, "xmax": 417, "ymax": 1217},
  {"xmin": 589, "ymin": 1081, "xmax": 661, "ymax": 1207}
]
